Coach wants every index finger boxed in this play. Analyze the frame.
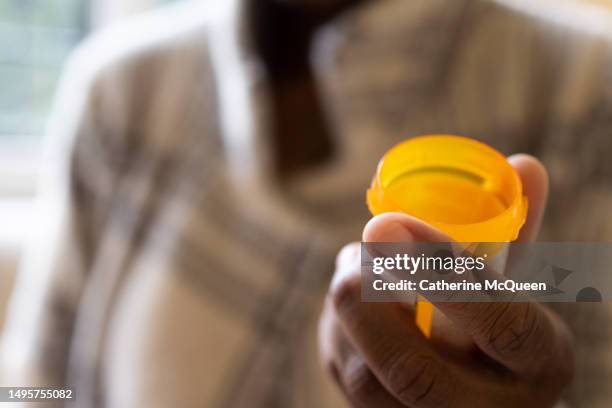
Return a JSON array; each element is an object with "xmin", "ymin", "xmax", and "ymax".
[{"xmin": 507, "ymin": 154, "xmax": 548, "ymax": 243}]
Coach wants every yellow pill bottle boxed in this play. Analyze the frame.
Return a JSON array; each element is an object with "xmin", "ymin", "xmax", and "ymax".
[{"xmin": 366, "ymin": 135, "xmax": 527, "ymax": 337}]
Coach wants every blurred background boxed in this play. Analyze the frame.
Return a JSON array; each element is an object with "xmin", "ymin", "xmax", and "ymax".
[
  {"xmin": 0, "ymin": 0, "xmax": 611, "ymax": 339},
  {"xmin": 0, "ymin": 0, "xmax": 179, "ymax": 336}
]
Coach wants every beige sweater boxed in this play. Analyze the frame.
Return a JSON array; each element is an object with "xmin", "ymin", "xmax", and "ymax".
[{"xmin": 2, "ymin": 0, "xmax": 612, "ymax": 406}]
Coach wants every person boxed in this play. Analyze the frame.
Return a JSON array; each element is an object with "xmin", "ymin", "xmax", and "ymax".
[{"xmin": 1, "ymin": 0, "xmax": 612, "ymax": 406}]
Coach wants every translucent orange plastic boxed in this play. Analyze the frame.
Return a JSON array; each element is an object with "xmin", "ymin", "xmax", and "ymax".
[{"xmin": 366, "ymin": 135, "xmax": 528, "ymax": 336}]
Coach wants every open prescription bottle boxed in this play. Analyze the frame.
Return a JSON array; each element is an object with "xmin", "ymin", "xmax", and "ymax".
[{"xmin": 366, "ymin": 135, "xmax": 528, "ymax": 337}]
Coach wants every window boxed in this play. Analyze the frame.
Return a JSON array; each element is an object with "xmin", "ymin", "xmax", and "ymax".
[
  {"xmin": 0, "ymin": 0, "xmax": 88, "ymax": 142},
  {"xmin": 0, "ymin": 0, "xmax": 174, "ymax": 198},
  {"xmin": 0, "ymin": 0, "xmax": 175, "ymax": 145},
  {"xmin": 0, "ymin": 0, "xmax": 174, "ymax": 242}
]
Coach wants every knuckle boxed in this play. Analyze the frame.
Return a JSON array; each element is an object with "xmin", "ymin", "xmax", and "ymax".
[
  {"xmin": 342, "ymin": 357, "xmax": 381, "ymax": 400},
  {"xmin": 331, "ymin": 273, "xmax": 361, "ymax": 318},
  {"xmin": 478, "ymin": 303, "xmax": 576, "ymax": 384},
  {"xmin": 381, "ymin": 353, "xmax": 453, "ymax": 406},
  {"xmin": 485, "ymin": 302, "xmax": 541, "ymax": 358}
]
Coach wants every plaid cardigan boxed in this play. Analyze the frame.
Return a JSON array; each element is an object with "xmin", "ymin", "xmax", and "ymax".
[{"xmin": 2, "ymin": 0, "xmax": 612, "ymax": 406}]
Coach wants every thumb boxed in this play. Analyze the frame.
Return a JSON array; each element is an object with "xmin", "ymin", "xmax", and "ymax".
[{"xmin": 362, "ymin": 212, "xmax": 451, "ymax": 243}]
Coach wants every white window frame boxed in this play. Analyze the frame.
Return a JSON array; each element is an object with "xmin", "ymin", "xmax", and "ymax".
[{"xmin": 90, "ymin": 0, "xmax": 161, "ymax": 29}]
